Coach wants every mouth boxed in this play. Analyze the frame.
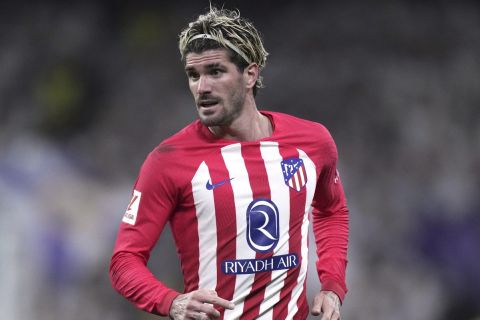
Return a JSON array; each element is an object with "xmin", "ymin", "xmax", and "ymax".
[{"xmin": 197, "ymin": 99, "xmax": 219, "ymax": 109}]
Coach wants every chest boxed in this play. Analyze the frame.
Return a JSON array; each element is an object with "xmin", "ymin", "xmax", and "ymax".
[{"xmin": 186, "ymin": 142, "xmax": 318, "ymax": 223}]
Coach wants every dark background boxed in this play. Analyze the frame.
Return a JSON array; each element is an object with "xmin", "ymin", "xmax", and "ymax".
[{"xmin": 1, "ymin": 1, "xmax": 479, "ymax": 319}]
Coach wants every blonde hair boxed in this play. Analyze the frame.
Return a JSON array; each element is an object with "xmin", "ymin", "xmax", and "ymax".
[{"xmin": 178, "ymin": 6, "xmax": 269, "ymax": 90}]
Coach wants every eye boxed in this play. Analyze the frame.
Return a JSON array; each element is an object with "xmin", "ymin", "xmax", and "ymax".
[
  {"xmin": 187, "ymin": 71, "xmax": 199, "ymax": 81},
  {"xmin": 210, "ymin": 68, "xmax": 223, "ymax": 77}
]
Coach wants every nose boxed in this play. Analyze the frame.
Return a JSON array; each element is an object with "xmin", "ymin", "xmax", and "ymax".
[{"xmin": 196, "ymin": 75, "xmax": 211, "ymax": 95}]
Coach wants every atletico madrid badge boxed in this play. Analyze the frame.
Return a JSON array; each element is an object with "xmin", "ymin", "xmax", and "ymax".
[{"xmin": 281, "ymin": 158, "xmax": 307, "ymax": 192}]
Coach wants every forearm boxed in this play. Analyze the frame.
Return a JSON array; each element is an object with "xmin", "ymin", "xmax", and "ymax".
[
  {"xmin": 312, "ymin": 205, "xmax": 349, "ymax": 302},
  {"xmin": 110, "ymin": 251, "xmax": 180, "ymax": 316}
]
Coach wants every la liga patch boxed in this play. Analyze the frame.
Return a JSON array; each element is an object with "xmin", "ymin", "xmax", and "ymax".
[{"xmin": 123, "ymin": 190, "xmax": 141, "ymax": 225}]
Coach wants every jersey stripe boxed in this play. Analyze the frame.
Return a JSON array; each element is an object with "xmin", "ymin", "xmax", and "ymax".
[
  {"xmin": 293, "ymin": 173, "xmax": 300, "ymax": 192},
  {"xmin": 221, "ymin": 143, "xmax": 256, "ymax": 319},
  {"xmin": 191, "ymin": 161, "xmax": 218, "ymax": 290},
  {"xmin": 299, "ymin": 165, "xmax": 306, "ymax": 188},
  {"xmin": 240, "ymin": 143, "xmax": 273, "ymax": 319},
  {"xmin": 257, "ymin": 142, "xmax": 291, "ymax": 319},
  {"xmin": 210, "ymin": 153, "xmax": 238, "ymax": 319},
  {"xmin": 286, "ymin": 149, "xmax": 317, "ymax": 318},
  {"xmin": 273, "ymin": 148, "xmax": 305, "ymax": 319}
]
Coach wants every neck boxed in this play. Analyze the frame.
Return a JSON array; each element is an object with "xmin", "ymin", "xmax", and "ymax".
[{"xmin": 208, "ymin": 100, "xmax": 272, "ymax": 141}]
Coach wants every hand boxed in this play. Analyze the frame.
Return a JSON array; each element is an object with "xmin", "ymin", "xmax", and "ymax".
[
  {"xmin": 169, "ymin": 289, "xmax": 234, "ymax": 320},
  {"xmin": 311, "ymin": 290, "xmax": 341, "ymax": 320}
]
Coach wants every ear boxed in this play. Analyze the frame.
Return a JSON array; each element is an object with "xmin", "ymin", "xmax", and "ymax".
[{"xmin": 244, "ymin": 63, "xmax": 259, "ymax": 90}]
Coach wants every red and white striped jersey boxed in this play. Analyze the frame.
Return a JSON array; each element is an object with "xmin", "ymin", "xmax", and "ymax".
[{"xmin": 110, "ymin": 111, "xmax": 349, "ymax": 319}]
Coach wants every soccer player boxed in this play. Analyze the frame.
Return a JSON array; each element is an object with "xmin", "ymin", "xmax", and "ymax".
[{"xmin": 110, "ymin": 7, "xmax": 349, "ymax": 320}]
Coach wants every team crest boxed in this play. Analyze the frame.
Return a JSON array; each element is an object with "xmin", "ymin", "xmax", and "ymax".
[{"xmin": 281, "ymin": 158, "xmax": 307, "ymax": 192}]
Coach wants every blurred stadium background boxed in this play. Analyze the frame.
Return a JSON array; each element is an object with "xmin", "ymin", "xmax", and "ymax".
[{"xmin": 1, "ymin": 1, "xmax": 479, "ymax": 319}]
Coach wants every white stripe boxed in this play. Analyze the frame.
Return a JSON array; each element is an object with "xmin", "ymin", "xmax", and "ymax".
[
  {"xmin": 191, "ymin": 161, "xmax": 217, "ymax": 290},
  {"xmin": 221, "ymin": 144, "xmax": 255, "ymax": 319},
  {"xmin": 257, "ymin": 142, "xmax": 291, "ymax": 319},
  {"xmin": 299, "ymin": 165, "xmax": 306, "ymax": 187},
  {"xmin": 293, "ymin": 172, "xmax": 301, "ymax": 191},
  {"xmin": 286, "ymin": 149, "xmax": 317, "ymax": 319}
]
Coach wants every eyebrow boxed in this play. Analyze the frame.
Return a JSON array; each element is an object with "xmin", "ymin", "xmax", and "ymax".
[{"xmin": 185, "ymin": 62, "xmax": 224, "ymax": 73}]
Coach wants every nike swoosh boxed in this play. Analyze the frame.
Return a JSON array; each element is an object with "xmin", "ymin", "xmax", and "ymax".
[{"xmin": 206, "ymin": 178, "xmax": 234, "ymax": 190}]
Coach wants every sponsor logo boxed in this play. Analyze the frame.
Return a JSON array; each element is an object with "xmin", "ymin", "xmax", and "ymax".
[
  {"xmin": 222, "ymin": 253, "xmax": 298, "ymax": 275},
  {"xmin": 122, "ymin": 190, "xmax": 141, "ymax": 225},
  {"xmin": 281, "ymin": 158, "xmax": 307, "ymax": 192},
  {"xmin": 205, "ymin": 178, "xmax": 234, "ymax": 190},
  {"xmin": 246, "ymin": 198, "xmax": 279, "ymax": 253}
]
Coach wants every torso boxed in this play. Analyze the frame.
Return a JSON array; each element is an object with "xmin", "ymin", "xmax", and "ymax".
[{"xmin": 150, "ymin": 111, "xmax": 334, "ymax": 319}]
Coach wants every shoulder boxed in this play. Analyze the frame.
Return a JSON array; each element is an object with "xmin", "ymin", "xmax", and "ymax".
[
  {"xmin": 158, "ymin": 120, "xmax": 204, "ymax": 149},
  {"xmin": 265, "ymin": 111, "xmax": 339, "ymax": 163},
  {"xmin": 140, "ymin": 120, "xmax": 204, "ymax": 176},
  {"xmin": 265, "ymin": 110, "xmax": 334, "ymax": 142},
  {"xmin": 147, "ymin": 120, "xmax": 203, "ymax": 158}
]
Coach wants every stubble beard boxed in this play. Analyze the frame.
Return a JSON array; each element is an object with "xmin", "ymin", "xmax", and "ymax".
[{"xmin": 199, "ymin": 91, "xmax": 245, "ymax": 127}]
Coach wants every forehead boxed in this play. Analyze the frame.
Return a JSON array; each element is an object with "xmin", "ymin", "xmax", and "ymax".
[{"xmin": 185, "ymin": 49, "xmax": 231, "ymax": 69}]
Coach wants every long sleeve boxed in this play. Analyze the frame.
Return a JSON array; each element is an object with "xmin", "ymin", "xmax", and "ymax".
[
  {"xmin": 311, "ymin": 135, "xmax": 349, "ymax": 302},
  {"xmin": 109, "ymin": 149, "xmax": 181, "ymax": 316},
  {"xmin": 110, "ymin": 252, "xmax": 180, "ymax": 315}
]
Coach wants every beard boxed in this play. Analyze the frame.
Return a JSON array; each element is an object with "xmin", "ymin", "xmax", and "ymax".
[
  {"xmin": 199, "ymin": 105, "xmax": 238, "ymax": 126},
  {"xmin": 197, "ymin": 90, "xmax": 245, "ymax": 127}
]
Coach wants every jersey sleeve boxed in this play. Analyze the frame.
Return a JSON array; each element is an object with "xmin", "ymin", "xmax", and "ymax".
[
  {"xmin": 109, "ymin": 147, "xmax": 181, "ymax": 316},
  {"xmin": 310, "ymin": 130, "xmax": 349, "ymax": 302}
]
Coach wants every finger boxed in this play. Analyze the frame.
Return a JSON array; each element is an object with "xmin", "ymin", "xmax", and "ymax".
[
  {"xmin": 200, "ymin": 293, "xmax": 235, "ymax": 310},
  {"xmin": 320, "ymin": 301, "xmax": 334, "ymax": 320},
  {"xmin": 332, "ymin": 311, "xmax": 341, "ymax": 320},
  {"xmin": 311, "ymin": 293, "xmax": 325, "ymax": 316},
  {"xmin": 196, "ymin": 303, "xmax": 221, "ymax": 318},
  {"xmin": 321, "ymin": 308, "xmax": 334, "ymax": 320},
  {"xmin": 189, "ymin": 311, "xmax": 208, "ymax": 320}
]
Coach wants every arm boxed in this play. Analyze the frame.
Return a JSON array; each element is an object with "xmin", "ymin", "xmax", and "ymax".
[
  {"xmin": 109, "ymin": 150, "xmax": 180, "ymax": 316},
  {"xmin": 311, "ymin": 133, "xmax": 349, "ymax": 316},
  {"xmin": 109, "ymin": 149, "xmax": 234, "ymax": 319},
  {"xmin": 311, "ymin": 170, "xmax": 349, "ymax": 301},
  {"xmin": 110, "ymin": 251, "xmax": 180, "ymax": 315}
]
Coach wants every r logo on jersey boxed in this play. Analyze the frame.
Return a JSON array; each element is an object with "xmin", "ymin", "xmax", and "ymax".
[
  {"xmin": 281, "ymin": 158, "xmax": 307, "ymax": 192},
  {"xmin": 246, "ymin": 199, "xmax": 279, "ymax": 253},
  {"xmin": 123, "ymin": 190, "xmax": 141, "ymax": 225}
]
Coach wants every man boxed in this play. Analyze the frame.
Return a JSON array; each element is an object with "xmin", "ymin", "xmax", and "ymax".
[{"xmin": 110, "ymin": 7, "xmax": 349, "ymax": 320}]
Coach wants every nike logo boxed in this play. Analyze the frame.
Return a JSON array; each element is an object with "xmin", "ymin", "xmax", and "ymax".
[{"xmin": 206, "ymin": 178, "xmax": 234, "ymax": 190}]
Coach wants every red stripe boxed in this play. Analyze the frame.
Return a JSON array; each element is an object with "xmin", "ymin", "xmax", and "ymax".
[
  {"xmin": 294, "ymin": 171, "xmax": 301, "ymax": 191},
  {"xmin": 176, "ymin": 183, "xmax": 201, "ymax": 292},
  {"xmin": 300, "ymin": 165, "xmax": 308, "ymax": 187},
  {"xmin": 239, "ymin": 143, "xmax": 273, "ymax": 319},
  {"xmin": 297, "ymin": 165, "xmax": 304, "ymax": 190},
  {"xmin": 209, "ymin": 151, "xmax": 238, "ymax": 319},
  {"xmin": 296, "ymin": 277, "xmax": 309, "ymax": 318},
  {"xmin": 293, "ymin": 172, "xmax": 299, "ymax": 191},
  {"xmin": 273, "ymin": 149, "xmax": 307, "ymax": 318}
]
